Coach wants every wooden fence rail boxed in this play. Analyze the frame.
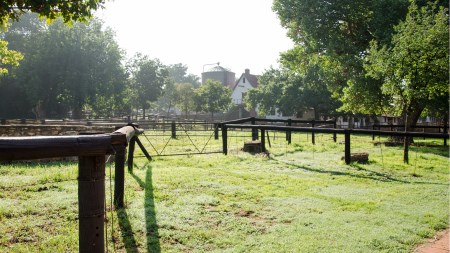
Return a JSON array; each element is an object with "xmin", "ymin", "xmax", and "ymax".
[
  {"xmin": 0, "ymin": 124, "xmax": 143, "ymax": 253},
  {"xmin": 221, "ymin": 124, "xmax": 449, "ymax": 164}
]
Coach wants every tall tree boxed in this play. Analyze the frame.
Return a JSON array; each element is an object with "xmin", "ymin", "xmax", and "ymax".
[
  {"xmin": 365, "ymin": 2, "xmax": 449, "ymax": 128},
  {"xmin": 272, "ymin": 0, "xmax": 408, "ymax": 116},
  {"xmin": 272, "ymin": 0, "xmax": 447, "ymax": 123},
  {"xmin": 175, "ymin": 83, "xmax": 195, "ymax": 118},
  {"xmin": 128, "ymin": 53, "xmax": 169, "ymax": 119},
  {"xmin": 245, "ymin": 63, "xmax": 339, "ymax": 120},
  {"xmin": 2, "ymin": 14, "xmax": 128, "ymax": 119},
  {"xmin": 167, "ymin": 63, "xmax": 200, "ymax": 87},
  {"xmin": 0, "ymin": 0, "xmax": 105, "ymax": 77},
  {"xmin": 195, "ymin": 80, "xmax": 231, "ymax": 121}
]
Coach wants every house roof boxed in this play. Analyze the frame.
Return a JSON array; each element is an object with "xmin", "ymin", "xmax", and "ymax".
[{"xmin": 232, "ymin": 69, "xmax": 259, "ymax": 90}]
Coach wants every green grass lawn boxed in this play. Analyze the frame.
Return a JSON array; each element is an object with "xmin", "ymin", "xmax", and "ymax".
[{"xmin": 0, "ymin": 133, "xmax": 448, "ymax": 252}]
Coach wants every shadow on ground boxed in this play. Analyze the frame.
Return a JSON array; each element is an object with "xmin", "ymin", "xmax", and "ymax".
[{"xmin": 116, "ymin": 162, "xmax": 161, "ymax": 253}]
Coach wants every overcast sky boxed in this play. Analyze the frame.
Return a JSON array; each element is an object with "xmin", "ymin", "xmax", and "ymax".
[{"xmin": 95, "ymin": 0, "xmax": 294, "ymax": 77}]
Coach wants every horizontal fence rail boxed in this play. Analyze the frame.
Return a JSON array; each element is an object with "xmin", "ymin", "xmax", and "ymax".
[
  {"xmin": 0, "ymin": 124, "xmax": 144, "ymax": 253},
  {"xmin": 222, "ymin": 124, "xmax": 449, "ymax": 164}
]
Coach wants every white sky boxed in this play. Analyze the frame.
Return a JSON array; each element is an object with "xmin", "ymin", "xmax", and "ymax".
[{"xmin": 95, "ymin": 0, "xmax": 293, "ymax": 77}]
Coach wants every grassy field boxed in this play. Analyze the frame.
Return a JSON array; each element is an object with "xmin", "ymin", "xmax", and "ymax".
[{"xmin": 0, "ymin": 133, "xmax": 448, "ymax": 252}]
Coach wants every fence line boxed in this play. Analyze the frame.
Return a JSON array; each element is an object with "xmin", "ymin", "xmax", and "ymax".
[
  {"xmin": 0, "ymin": 124, "xmax": 144, "ymax": 253},
  {"xmin": 221, "ymin": 124, "xmax": 449, "ymax": 164}
]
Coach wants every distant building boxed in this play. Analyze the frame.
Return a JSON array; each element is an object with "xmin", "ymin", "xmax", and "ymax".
[
  {"xmin": 231, "ymin": 69, "xmax": 258, "ymax": 105},
  {"xmin": 201, "ymin": 65, "xmax": 235, "ymax": 88}
]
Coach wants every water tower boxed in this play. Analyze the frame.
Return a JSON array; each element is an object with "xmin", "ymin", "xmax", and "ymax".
[{"xmin": 201, "ymin": 63, "xmax": 235, "ymax": 89}]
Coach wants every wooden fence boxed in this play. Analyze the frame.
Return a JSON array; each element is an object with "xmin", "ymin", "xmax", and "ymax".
[
  {"xmin": 219, "ymin": 117, "xmax": 448, "ymax": 165},
  {"xmin": 0, "ymin": 124, "xmax": 144, "ymax": 253}
]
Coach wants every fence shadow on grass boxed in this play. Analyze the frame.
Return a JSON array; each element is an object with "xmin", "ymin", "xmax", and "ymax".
[
  {"xmin": 272, "ymin": 157, "xmax": 447, "ymax": 186},
  {"xmin": 129, "ymin": 164, "xmax": 161, "ymax": 253},
  {"xmin": 116, "ymin": 207, "xmax": 139, "ymax": 252}
]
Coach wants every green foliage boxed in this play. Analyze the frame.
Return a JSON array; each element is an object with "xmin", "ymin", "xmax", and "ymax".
[
  {"xmin": 195, "ymin": 80, "xmax": 231, "ymax": 120},
  {"xmin": 0, "ymin": 0, "xmax": 105, "ymax": 27},
  {"xmin": 167, "ymin": 63, "xmax": 200, "ymax": 88},
  {"xmin": 0, "ymin": 0, "xmax": 105, "ymax": 81},
  {"xmin": 245, "ymin": 68, "xmax": 285, "ymax": 116},
  {"xmin": 272, "ymin": 0, "xmax": 448, "ymax": 123},
  {"xmin": 156, "ymin": 63, "xmax": 200, "ymax": 115},
  {"xmin": 0, "ymin": 40, "xmax": 23, "ymax": 75},
  {"xmin": 127, "ymin": 53, "xmax": 170, "ymax": 118},
  {"xmin": 246, "ymin": 50, "xmax": 340, "ymax": 119},
  {"xmin": 365, "ymin": 1, "xmax": 449, "ymax": 123},
  {"xmin": 0, "ymin": 13, "xmax": 128, "ymax": 119},
  {"xmin": 175, "ymin": 83, "xmax": 195, "ymax": 117}
]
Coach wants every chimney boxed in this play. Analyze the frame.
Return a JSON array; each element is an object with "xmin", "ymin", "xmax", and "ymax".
[{"xmin": 245, "ymin": 69, "xmax": 250, "ymax": 75}]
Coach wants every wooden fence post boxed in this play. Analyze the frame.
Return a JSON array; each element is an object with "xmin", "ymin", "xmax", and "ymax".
[
  {"xmin": 333, "ymin": 120, "xmax": 337, "ymax": 143},
  {"xmin": 444, "ymin": 121, "xmax": 448, "ymax": 147},
  {"xmin": 251, "ymin": 117, "xmax": 258, "ymax": 140},
  {"xmin": 171, "ymin": 121, "xmax": 176, "ymax": 139},
  {"xmin": 135, "ymin": 137, "xmax": 152, "ymax": 161},
  {"xmin": 261, "ymin": 129, "xmax": 266, "ymax": 152},
  {"xmin": 214, "ymin": 123, "xmax": 219, "ymax": 140},
  {"xmin": 404, "ymin": 136, "xmax": 409, "ymax": 164},
  {"xmin": 287, "ymin": 119, "xmax": 292, "ymax": 144},
  {"xmin": 222, "ymin": 125, "xmax": 228, "ymax": 155},
  {"xmin": 372, "ymin": 125, "xmax": 375, "ymax": 141},
  {"xmin": 114, "ymin": 144, "xmax": 126, "ymax": 208},
  {"xmin": 344, "ymin": 130, "xmax": 351, "ymax": 165},
  {"xmin": 78, "ymin": 155, "xmax": 105, "ymax": 253},
  {"xmin": 128, "ymin": 136, "xmax": 136, "ymax": 172},
  {"xmin": 311, "ymin": 120, "xmax": 315, "ymax": 145}
]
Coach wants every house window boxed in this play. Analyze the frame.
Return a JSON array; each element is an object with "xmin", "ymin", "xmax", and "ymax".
[{"xmin": 243, "ymin": 78, "xmax": 246, "ymax": 83}]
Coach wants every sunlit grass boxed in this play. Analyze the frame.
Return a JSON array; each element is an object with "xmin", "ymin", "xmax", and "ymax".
[{"xmin": 0, "ymin": 134, "xmax": 448, "ymax": 252}]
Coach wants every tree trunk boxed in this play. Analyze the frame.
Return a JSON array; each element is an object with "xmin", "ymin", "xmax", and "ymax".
[
  {"xmin": 390, "ymin": 101, "xmax": 424, "ymax": 143},
  {"xmin": 72, "ymin": 107, "xmax": 83, "ymax": 120},
  {"xmin": 166, "ymin": 101, "xmax": 172, "ymax": 117},
  {"xmin": 370, "ymin": 114, "xmax": 379, "ymax": 124},
  {"xmin": 143, "ymin": 107, "xmax": 146, "ymax": 119},
  {"xmin": 313, "ymin": 107, "xmax": 320, "ymax": 120}
]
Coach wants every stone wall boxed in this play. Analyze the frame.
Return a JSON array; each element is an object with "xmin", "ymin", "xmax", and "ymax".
[{"xmin": 0, "ymin": 125, "xmax": 115, "ymax": 137}]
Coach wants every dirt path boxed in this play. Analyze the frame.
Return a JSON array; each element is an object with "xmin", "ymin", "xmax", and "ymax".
[{"xmin": 415, "ymin": 229, "xmax": 449, "ymax": 253}]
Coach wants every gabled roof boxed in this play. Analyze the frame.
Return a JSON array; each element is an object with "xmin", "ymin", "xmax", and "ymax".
[{"xmin": 232, "ymin": 69, "xmax": 259, "ymax": 90}]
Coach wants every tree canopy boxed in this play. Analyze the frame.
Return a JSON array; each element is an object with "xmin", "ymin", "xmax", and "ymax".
[
  {"xmin": 272, "ymin": 0, "xmax": 448, "ymax": 124},
  {"xmin": 0, "ymin": 0, "xmax": 105, "ymax": 26},
  {"xmin": 0, "ymin": 13, "xmax": 128, "ymax": 119},
  {"xmin": 365, "ymin": 2, "xmax": 449, "ymax": 126},
  {"xmin": 195, "ymin": 80, "xmax": 231, "ymax": 120},
  {"xmin": 127, "ymin": 53, "xmax": 170, "ymax": 119},
  {"xmin": 0, "ymin": 0, "xmax": 105, "ymax": 76}
]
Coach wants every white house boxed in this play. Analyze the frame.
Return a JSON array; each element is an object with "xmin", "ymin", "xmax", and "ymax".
[{"xmin": 231, "ymin": 69, "xmax": 258, "ymax": 105}]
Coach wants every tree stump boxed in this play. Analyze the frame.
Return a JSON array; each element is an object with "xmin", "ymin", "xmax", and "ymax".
[
  {"xmin": 243, "ymin": 141, "xmax": 262, "ymax": 153},
  {"xmin": 341, "ymin": 152, "xmax": 369, "ymax": 163}
]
